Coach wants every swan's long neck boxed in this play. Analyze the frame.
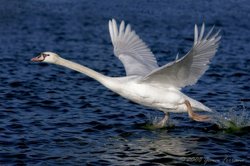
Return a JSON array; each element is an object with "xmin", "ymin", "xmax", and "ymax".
[{"xmin": 55, "ymin": 57, "xmax": 110, "ymax": 85}]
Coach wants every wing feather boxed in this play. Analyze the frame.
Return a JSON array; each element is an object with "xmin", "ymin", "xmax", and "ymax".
[
  {"xmin": 109, "ymin": 19, "xmax": 158, "ymax": 76},
  {"xmin": 141, "ymin": 24, "xmax": 221, "ymax": 89}
]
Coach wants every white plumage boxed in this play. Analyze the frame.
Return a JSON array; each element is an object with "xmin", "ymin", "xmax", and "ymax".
[
  {"xmin": 109, "ymin": 19, "xmax": 158, "ymax": 76},
  {"xmin": 32, "ymin": 19, "xmax": 221, "ymax": 128},
  {"xmin": 109, "ymin": 19, "xmax": 220, "ymax": 89}
]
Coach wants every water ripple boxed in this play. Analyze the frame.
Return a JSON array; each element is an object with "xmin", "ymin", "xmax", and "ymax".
[{"xmin": 0, "ymin": 0, "xmax": 249, "ymax": 165}]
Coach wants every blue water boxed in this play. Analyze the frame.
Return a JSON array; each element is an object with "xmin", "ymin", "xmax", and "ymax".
[{"xmin": 0, "ymin": 0, "xmax": 249, "ymax": 165}]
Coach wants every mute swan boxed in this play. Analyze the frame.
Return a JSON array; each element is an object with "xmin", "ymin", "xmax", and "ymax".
[{"xmin": 31, "ymin": 19, "xmax": 221, "ymax": 128}]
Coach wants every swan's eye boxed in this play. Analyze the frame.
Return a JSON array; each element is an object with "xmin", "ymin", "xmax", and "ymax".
[{"xmin": 42, "ymin": 53, "xmax": 50, "ymax": 57}]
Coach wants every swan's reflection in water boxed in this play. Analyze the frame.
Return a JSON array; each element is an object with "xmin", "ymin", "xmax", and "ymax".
[{"xmin": 101, "ymin": 132, "xmax": 199, "ymax": 165}]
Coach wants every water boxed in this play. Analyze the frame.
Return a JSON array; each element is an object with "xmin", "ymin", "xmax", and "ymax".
[{"xmin": 0, "ymin": 0, "xmax": 249, "ymax": 165}]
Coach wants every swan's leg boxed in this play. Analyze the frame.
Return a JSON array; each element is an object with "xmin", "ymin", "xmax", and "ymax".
[
  {"xmin": 155, "ymin": 112, "xmax": 169, "ymax": 128},
  {"xmin": 184, "ymin": 100, "xmax": 210, "ymax": 122}
]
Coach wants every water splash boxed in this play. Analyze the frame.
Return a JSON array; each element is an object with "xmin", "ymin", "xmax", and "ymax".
[
  {"xmin": 138, "ymin": 113, "xmax": 176, "ymax": 130},
  {"xmin": 211, "ymin": 104, "xmax": 250, "ymax": 132}
]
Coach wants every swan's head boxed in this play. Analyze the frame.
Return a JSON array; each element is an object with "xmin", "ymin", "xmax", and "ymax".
[{"xmin": 31, "ymin": 52, "xmax": 60, "ymax": 63}]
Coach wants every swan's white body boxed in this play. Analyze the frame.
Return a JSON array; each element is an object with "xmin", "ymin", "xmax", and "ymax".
[
  {"xmin": 104, "ymin": 76, "xmax": 210, "ymax": 113},
  {"xmin": 32, "ymin": 19, "xmax": 221, "ymax": 125}
]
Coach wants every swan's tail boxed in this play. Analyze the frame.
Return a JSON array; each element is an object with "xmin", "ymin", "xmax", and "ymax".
[{"xmin": 188, "ymin": 97, "xmax": 213, "ymax": 112}]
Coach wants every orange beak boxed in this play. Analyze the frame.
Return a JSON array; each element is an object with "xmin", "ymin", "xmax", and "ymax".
[{"xmin": 31, "ymin": 55, "xmax": 44, "ymax": 62}]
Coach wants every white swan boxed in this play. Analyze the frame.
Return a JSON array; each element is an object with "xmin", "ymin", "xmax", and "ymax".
[{"xmin": 31, "ymin": 19, "xmax": 221, "ymax": 128}]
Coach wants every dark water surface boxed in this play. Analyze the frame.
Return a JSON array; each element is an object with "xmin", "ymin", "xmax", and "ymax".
[{"xmin": 0, "ymin": 0, "xmax": 249, "ymax": 165}]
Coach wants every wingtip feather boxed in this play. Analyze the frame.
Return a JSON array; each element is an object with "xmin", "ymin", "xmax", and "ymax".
[
  {"xmin": 112, "ymin": 19, "xmax": 118, "ymax": 38},
  {"xmin": 119, "ymin": 20, "xmax": 125, "ymax": 37},
  {"xmin": 194, "ymin": 24, "xmax": 198, "ymax": 45},
  {"xmin": 109, "ymin": 20, "xmax": 114, "ymax": 43},
  {"xmin": 198, "ymin": 23, "xmax": 205, "ymax": 42},
  {"xmin": 204, "ymin": 25, "xmax": 215, "ymax": 40}
]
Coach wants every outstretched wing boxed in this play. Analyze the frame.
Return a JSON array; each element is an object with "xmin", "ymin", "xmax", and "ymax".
[
  {"xmin": 141, "ymin": 23, "xmax": 221, "ymax": 89},
  {"xmin": 109, "ymin": 19, "xmax": 158, "ymax": 76}
]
